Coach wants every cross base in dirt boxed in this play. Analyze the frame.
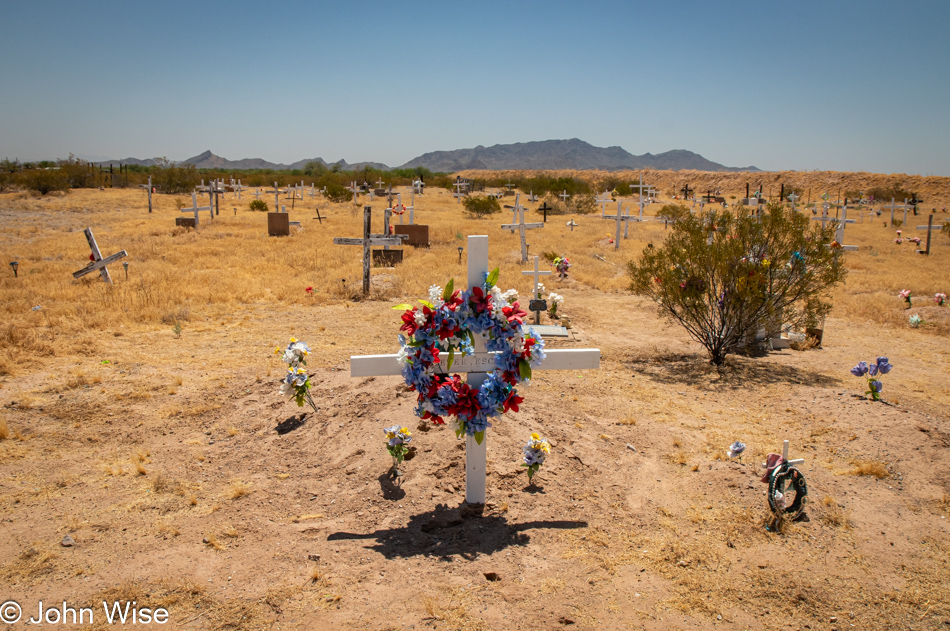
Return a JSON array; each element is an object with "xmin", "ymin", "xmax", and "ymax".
[
  {"xmin": 333, "ymin": 207, "xmax": 407, "ymax": 295},
  {"xmin": 348, "ymin": 235, "xmax": 601, "ymax": 505},
  {"xmin": 72, "ymin": 228, "xmax": 127, "ymax": 283}
]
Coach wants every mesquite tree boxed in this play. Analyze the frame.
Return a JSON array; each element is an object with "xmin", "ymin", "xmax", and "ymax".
[{"xmin": 628, "ymin": 204, "xmax": 847, "ymax": 365}]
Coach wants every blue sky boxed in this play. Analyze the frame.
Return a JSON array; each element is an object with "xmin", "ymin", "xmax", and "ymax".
[{"xmin": 2, "ymin": 1, "xmax": 948, "ymax": 175}]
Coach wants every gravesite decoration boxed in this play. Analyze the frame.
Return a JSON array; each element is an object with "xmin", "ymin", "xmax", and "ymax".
[
  {"xmin": 522, "ymin": 255, "xmax": 552, "ymax": 325},
  {"xmin": 827, "ymin": 206, "xmax": 858, "ymax": 251},
  {"xmin": 384, "ymin": 425, "xmax": 413, "ymax": 477},
  {"xmin": 333, "ymin": 207, "xmax": 407, "ymax": 295},
  {"xmin": 605, "ymin": 200, "xmax": 637, "ymax": 250},
  {"xmin": 72, "ymin": 228, "xmax": 127, "ymax": 284},
  {"xmin": 916, "ymin": 215, "xmax": 948, "ymax": 255},
  {"xmin": 727, "ymin": 441, "xmax": 746, "ymax": 462},
  {"xmin": 349, "ymin": 236, "xmax": 600, "ymax": 505},
  {"xmin": 554, "ymin": 255, "xmax": 571, "ymax": 279},
  {"xmin": 521, "ymin": 433, "xmax": 550, "ymax": 484},
  {"xmin": 850, "ymin": 356, "xmax": 893, "ymax": 402},
  {"xmin": 762, "ymin": 440, "xmax": 808, "ymax": 528},
  {"xmin": 899, "ymin": 289, "xmax": 912, "ymax": 308},
  {"xmin": 275, "ymin": 338, "xmax": 318, "ymax": 414},
  {"xmin": 935, "ymin": 292, "xmax": 947, "ymax": 307},
  {"xmin": 392, "ymin": 190, "xmax": 431, "ymax": 247}
]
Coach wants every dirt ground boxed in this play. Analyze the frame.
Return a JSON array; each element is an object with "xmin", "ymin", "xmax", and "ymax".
[{"xmin": 1, "ymin": 180, "xmax": 949, "ymax": 630}]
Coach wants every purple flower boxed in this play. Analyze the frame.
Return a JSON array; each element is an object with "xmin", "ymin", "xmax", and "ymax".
[
  {"xmin": 851, "ymin": 362, "xmax": 869, "ymax": 377},
  {"xmin": 869, "ymin": 363, "xmax": 878, "ymax": 376},
  {"xmin": 869, "ymin": 380, "xmax": 882, "ymax": 393},
  {"xmin": 875, "ymin": 357, "xmax": 892, "ymax": 374}
]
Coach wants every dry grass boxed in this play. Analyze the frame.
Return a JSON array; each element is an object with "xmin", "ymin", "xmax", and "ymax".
[
  {"xmin": 422, "ymin": 588, "xmax": 488, "ymax": 631},
  {"xmin": 848, "ymin": 459, "xmax": 890, "ymax": 478},
  {"xmin": 2, "ymin": 544, "xmax": 58, "ymax": 582},
  {"xmin": 0, "ymin": 416, "xmax": 9, "ymax": 440},
  {"xmin": 818, "ymin": 495, "xmax": 853, "ymax": 529},
  {"xmin": 204, "ymin": 534, "xmax": 225, "ymax": 551},
  {"xmin": 227, "ymin": 480, "xmax": 250, "ymax": 499}
]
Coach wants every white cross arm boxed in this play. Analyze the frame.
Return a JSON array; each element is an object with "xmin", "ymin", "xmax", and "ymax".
[
  {"xmin": 500, "ymin": 222, "xmax": 544, "ymax": 230},
  {"xmin": 349, "ymin": 348, "xmax": 600, "ymax": 378},
  {"xmin": 333, "ymin": 237, "xmax": 406, "ymax": 247},
  {"xmin": 73, "ymin": 250, "xmax": 128, "ymax": 278}
]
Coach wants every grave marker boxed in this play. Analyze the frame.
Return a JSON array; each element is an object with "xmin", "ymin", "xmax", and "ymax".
[
  {"xmin": 72, "ymin": 228, "xmax": 127, "ymax": 283},
  {"xmin": 596, "ymin": 191, "xmax": 612, "ymax": 218},
  {"xmin": 180, "ymin": 192, "xmax": 213, "ymax": 227},
  {"xmin": 348, "ymin": 235, "xmax": 601, "ymax": 505},
  {"xmin": 916, "ymin": 215, "xmax": 949, "ymax": 255},
  {"xmin": 604, "ymin": 200, "xmax": 636, "ymax": 250},
  {"xmin": 333, "ymin": 207, "xmax": 406, "ymax": 295},
  {"xmin": 500, "ymin": 196, "xmax": 544, "ymax": 262},
  {"xmin": 827, "ymin": 206, "xmax": 858, "ymax": 251},
  {"xmin": 522, "ymin": 255, "xmax": 552, "ymax": 325}
]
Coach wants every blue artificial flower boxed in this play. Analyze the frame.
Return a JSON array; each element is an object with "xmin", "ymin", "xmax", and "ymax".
[
  {"xmin": 875, "ymin": 357, "xmax": 893, "ymax": 374},
  {"xmin": 727, "ymin": 441, "xmax": 746, "ymax": 458},
  {"xmin": 869, "ymin": 363, "xmax": 879, "ymax": 376},
  {"xmin": 851, "ymin": 362, "xmax": 869, "ymax": 377},
  {"xmin": 869, "ymin": 380, "xmax": 883, "ymax": 393}
]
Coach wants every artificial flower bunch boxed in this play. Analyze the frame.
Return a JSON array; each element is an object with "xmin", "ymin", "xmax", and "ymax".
[
  {"xmin": 384, "ymin": 424, "xmax": 412, "ymax": 467},
  {"xmin": 394, "ymin": 269, "xmax": 546, "ymax": 443},
  {"xmin": 909, "ymin": 236, "xmax": 921, "ymax": 245},
  {"xmin": 275, "ymin": 338, "xmax": 317, "ymax": 413},
  {"xmin": 851, "ymin": 357, "xmax": 893, "ymax": 401},
  {"xmin": 521, "ymin": 432, "xmax": 550, "ymax": 482},
  {"xmin": 547, "ymin": 292, "xmax": 564, "ymax": 317},
  {"xmin": 899, "ymin": 289, "xmax": 912, "ymax": 308},
  {"xmin": 909, "ymin": 313, "xmax": 923, "ymax": 328},
  {"xmin": 553, "ymin": 255, "xmax": 571, "ymax": 279},
  {"xmin": 935, "ymin": 293, "xmax": 947, "ymax": 306}
]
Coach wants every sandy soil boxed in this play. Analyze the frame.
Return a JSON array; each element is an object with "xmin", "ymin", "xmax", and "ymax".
[{"xmin": 0, "ymin": 180, "xmax": 949, "ymax": 630}]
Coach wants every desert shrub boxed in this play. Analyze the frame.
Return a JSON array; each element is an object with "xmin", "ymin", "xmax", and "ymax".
[
  {"xmin": 570, "ymin": 193, "xmax": 597, "ymax": 215},
  {"xmin": 866, "ymin": 185, "xmax": 914, "ymax": 202},
  {"xmin": 57, "ymin": 154, "xmax": 97, "ymax": 188},
  {"xmin": 20, "ymin": 168, "xmax": 69, "ymax": 195},
  {"xmin": 151, "ymin": 158, "xmax": 200, "ymax": 194},
  {"xmin": 628, "ymin": 204, "xmax": 847, "ymax": 365},
  {"xmin": 655, "ymin": 203, "xmax": 689, "ymax": 223},
  {"xmin": 323, "ymin": 183, "xmax": 353, "ymax": 204},
  {"xmin": 248, "ymin": 199, "xmax": 268, "ymax": 212},
  {"xmin": 462, "ymin": 195, "xmax": 501, "ymax": 218}
]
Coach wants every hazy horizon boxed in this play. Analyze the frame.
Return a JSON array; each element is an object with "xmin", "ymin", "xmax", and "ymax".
[{"xmin": 2, "ymin": 1, "xmax": 948, "ymax": 176}]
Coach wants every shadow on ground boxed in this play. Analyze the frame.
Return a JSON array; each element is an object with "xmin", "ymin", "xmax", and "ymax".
[
  {"xmin": 622, "ymin": 352, "xmax": 843, "ymax": 390},
  {"xmin": 328, "ymin": 503, "xmax": 586, "ymax": 559}
]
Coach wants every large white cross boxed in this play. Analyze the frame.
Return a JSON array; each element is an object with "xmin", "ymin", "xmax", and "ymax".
[
  {"xmin": 182, "ymin": 192, "xmax": 213, "ymax": 226},
  {"xmin": 500, "ymin": 197, "xmax": 544, "ymax": 262},
  {"xmin": 349, "ymin": 181, "xmax": 360, "ymax": 203},
  {"xmin": 559, "ymin": 190, "xmax": 570, "ymax": 206},
  {"xmin": 454, "ymin": 179, "xmax": 468, "ymax": 203},
  {"xmin": 596, "ymin": 191, "xmax": 612, "ymax": 218},
  {"xmin": 827, "ymin": 206, "xmax": 858, "ymax": 251},
  {"xmin": 72, "ymin": 228, "xmax": 127, "ymax": 283},
  {"xmin": 349, "ymin": 235, "xmax": 601, "ymax": 505}
]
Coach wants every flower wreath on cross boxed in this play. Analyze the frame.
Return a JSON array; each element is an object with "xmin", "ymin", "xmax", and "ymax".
[{"xmin": 393, "ymin": 268, "xmax": 546, "ymax": 444}]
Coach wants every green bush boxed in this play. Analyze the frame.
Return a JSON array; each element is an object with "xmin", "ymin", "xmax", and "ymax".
[
  {"xmin": 151, "ymin": 158, "xmax": 200, "ymax": 194},
  {"xmin": 57, "ymin": 154, "xmax": 97, "ymax": 188},
  {"xmin": 866, "ymin": 186, "xmax": 914, "ymax": 202},
  {"xmin": 248, "ymin": 199, "xmax": 268, "ymax": 212},
  {"xmin": 324, "ymin": 183, "xmax": 354, "ymax": 204},
  {"xmin": 20, "ymin": 168, "xmax": 69, "ymax": 195},
  {"xmin": 628, "ymin": 204, "xmax": 847, "ymax": 366},
  {"xmin": 462, "ymin": 195, "xmax": 501, "ymax": 218}
]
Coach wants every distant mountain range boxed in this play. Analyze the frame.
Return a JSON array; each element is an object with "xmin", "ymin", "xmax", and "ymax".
[{"xmin": 96, "ymin": 139, "xmax": 759, "ymax": 173}]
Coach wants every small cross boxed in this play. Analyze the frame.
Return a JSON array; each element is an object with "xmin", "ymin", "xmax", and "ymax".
[
  {"xmin": 72, "ymin": 228, "xmax": 127, "ymax": 283},
  {"xmin": 522, "ymin": 255, "xmax": 552, "ymax": 324}
]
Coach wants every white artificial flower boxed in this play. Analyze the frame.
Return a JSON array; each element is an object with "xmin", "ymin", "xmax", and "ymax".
[
  {"xmin": 512, "ymin": 333, "xmax": 525, "ymax": 355},
  {"xmin": 427, "ymin": 284, "xmax": 443, "ymax": 304},
  {"xmin": 414, "ymin": 310, "xmax": 427, "ymax": 327},
  {"xmin": 396, "ymin": 346, "xmax": 408, "ymax": 364},
  {"xmin": 502, "ymin": 288, "xmax": 519, "ymax": 302},
  {"xmin": 490, "ymin": 285, "xmax": 505, "ymax": 306}
]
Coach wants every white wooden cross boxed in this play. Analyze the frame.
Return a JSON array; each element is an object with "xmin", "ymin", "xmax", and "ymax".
[
  {"xmin": 827, "ymin": 206, "xmax": 858, "ymax": 251},
  {"xmin": 332, "ymin": 207, "xmax": 407, "ymax": 295},
  {"xmin": 407, "ymin": 189, "xmax": 416, "ymax": 224},
  {"xmin": 349, "ymin": 181, "xmax": 360, "ymax": 203},
  {"xmin": 500, "ymin": 197, "xmax": 544, "ymax": 262},
  {"xmin": 596, "ymin": 191, "xmax": 612, "ymax": 218},
  {"xmin": 376, "ymin": 178, "xmax": 386, "ymax": 190},
  {"xmin": 72, "ymin": 228, "xmax": 127, "ymax": 283},
  {"xmin": 412, "ymin": 179, "xmax": 424, "ymax": 195},
  {"xmin": 453, "ymin": 179, "xmax": 468, "ymax": 203},
  {"xmin": 182, "ymin": 192, "xmax": 213, "ymax": 226},
  {"xmin": 605, "ymin": 200, "xmax": 636, "ymax": 250},
  {"xmin": 504, "ymin": 193, "xmax": 524, "ymax": 228},
  {"xmin": 522, "ymin": 255, "xmax": 552, "ymax": 324},
  {"xmin": 263, "ymin": 181, "xmax": 288, "ymax": 212},
  {"xmin": 810, "ymin": 203, "xmax": 833, "ymax": 229},
  {"xmin": 231, "ymin": 179, "xmax": 244, "ymax": 200},
  {"xmin": 559, "ymin": 190, "xmax": 570, "ymax": 206},
  {"xmin": 528, "ymin": 190, "xmax": 538, "ymax": 203},
  {"xmin": 349, "ymin": 235, "xmax": 601, "ymax": 505},
  {"xmin": 254, "ymin": 188, "xmax": 262, "ymax": 201},
  {"xmin": 916, "ymin": 215, "xmax": 949, "ymax": 255},
  {"xmin": 566, "ymin": 218, "xmax": 578, "ymax": 231},
  {"xmin": 787, "ymin": 192, "xmax": 799, "ymax": 212}
]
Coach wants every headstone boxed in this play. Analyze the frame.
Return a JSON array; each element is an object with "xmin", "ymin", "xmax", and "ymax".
[{"xmin": 268, "ymin": 212, "xmax": 291, "ymax": 236}]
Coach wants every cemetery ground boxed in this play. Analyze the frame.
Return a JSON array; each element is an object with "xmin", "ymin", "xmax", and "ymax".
[{"xmin": 1, "ymin": 182, "xmax": 949, "ymax": 630}]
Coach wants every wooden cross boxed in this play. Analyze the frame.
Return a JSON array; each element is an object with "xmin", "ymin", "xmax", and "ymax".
[
  {"xmin": 810, "ymin": 203, "xmax": 833, "ymax": 229},
  {"xmin": 596, "ymin": 191, "xmax": 612, "ymax": 218},
  {"xmin": 254, "ymin": 188, "xmax": 262, "ymax": 201},
  {"xmin": 528, "ymin": 191, "xmax": 538, "ymax": 203},
  {"xmin": 504, "ymin": 194, "xmax": 524, "ymax": 228},
  {"xmin": 566, "ymin": 218, "xmax": 577, "ymax": 231},
  {"xmin": 916, "ymin": 215, "xmax": 949, "ymax": 255},
  {"xmin": 348, "ymin": 235, "xmax": 601, "ymax": 505},
  {"xmin": 605, "ymin": 200, "xmax": 636, "ymax": 250},
  {"xmin": 146, "ymin": 175, "xmax": 152, "ymax": 213},
  {"xmin": 182, "ymin": 192, "xmax": 213, "ymax": 226},
  {"xmin": 376, "ymin": 178, "xmax": 386, "ymax": 190},
  {"xmin": 407, "ymin": 189, "xmax": 416, "ymax": 224},
  {"xmin": 412, "ymin": 179, "xmax": 424, "ymax": 195},
  {"xmin": 500, "ymin": 197, "xmax": 544, "ymax": 262},
  {"xmin": 522, "ymin": 255, "xmax": 552, "ymax": 325},
  {"xmin": 680, "ymin": 183, "xmax": 693, "ymax": 199},
  {"xmin": 453, "ymin": 179, "xmax": 468, "ymax": 203},
  {"xmin": 72, "ymin": 228, "xmax": 127, "ymax": 283},
  {"xmin": 349, "ymin": 181, "xmax": 359, "ymax": 203},
  {"xmin": 827, "ymin": 206, "xmax": 858, "ymax": 251},
  {"xmin": 332, "ymin": 207, "xmax": 407, "ymax": 295},
  {"xmin": 559, "ymin": 190, "xmax": 570, "ymax": 206},
  {"xmin": 787, "ymin": 192, "xmax": 799, "ymax": 212}
]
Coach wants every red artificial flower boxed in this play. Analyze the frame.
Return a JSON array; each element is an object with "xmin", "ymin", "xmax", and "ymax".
[
  {"xmin": 468, "ymin": 286, "xmax": 491, "ymax": 314},
  {"xmin": 502, "ymin": 301, "xmax": 527, "ymax": 325},
  {"xmin": 448, "ymin": 382, "xmax": 480, "ymax": 420},
  {"xmin": 400, "ymin": 308, "xmax": 419, "ymax": 336},
  {"xmin": 305, "ymin": 286, "xmax": 314, "ymax": 295},
  {"xmin": 421, "ymin": 410, "xmax": 445, "ymax": 425},
  {"xmin": 443, "ymin": 290, "xmax": 463, "ymax": 309},
  {"xmin": 654, "ymin": 277, "xmax": 663, "ymax": 284},
  {"xmin": 502, "ymin": 391, "xmax": 523, "ymax": 413},
  {"xmin": 89, "ymin": 254, "xmax": 95, "ymax": 262}
]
